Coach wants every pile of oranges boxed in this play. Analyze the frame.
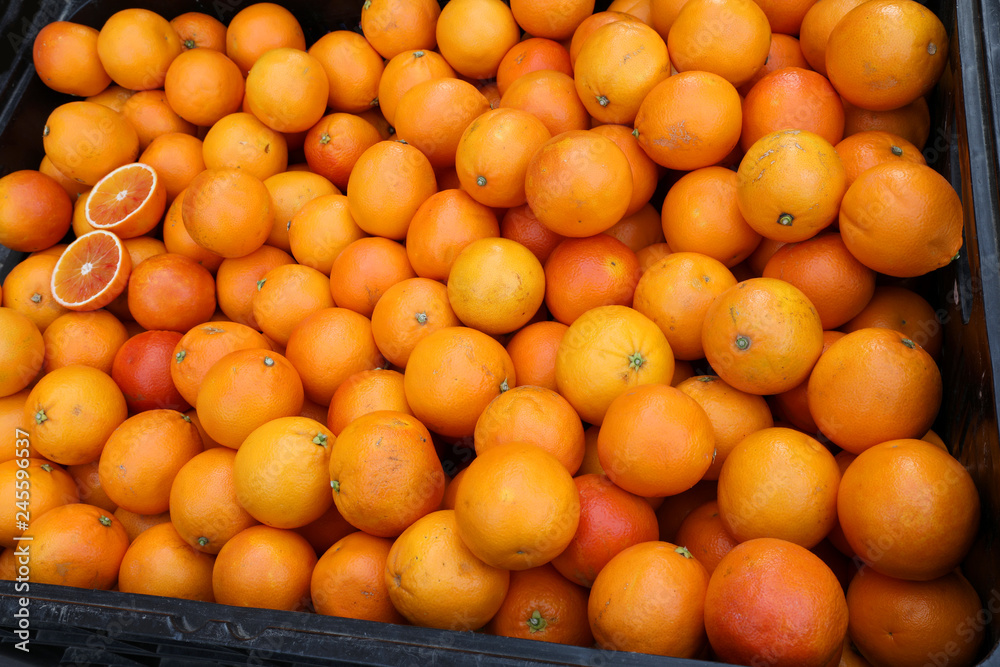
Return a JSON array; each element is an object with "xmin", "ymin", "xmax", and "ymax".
[{"xmin": 0, "ymin": 0, "xmax": 986, "ymax": 664}]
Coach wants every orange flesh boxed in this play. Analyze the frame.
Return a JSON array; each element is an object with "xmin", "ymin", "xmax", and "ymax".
[
  {"xmin": 88, "ymin": 167, "xmax": 154, "ymax": 226},
  {"xmin": 53, "ymin": 234, "xmax": 123, "ymax": 303}
]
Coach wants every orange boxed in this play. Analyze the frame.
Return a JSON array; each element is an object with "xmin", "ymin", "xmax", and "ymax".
[
  {"xmin": 22, "ymin": 503, "xmax": 129, "ymax": 590},
  {"xmin": 842, "ymin": 286, "xmax": 943, "ymax": 359},
  {"xmin": 0, "ymin": 459, "xmax": 78, "ymax": 548},
  {"xmin": 196, "ymin": 348, "xmax": 304, "ymax": 449},
  {"xmin": 288, "ymin": 193, "xmax": 367, "ymax": 274},
  {"xmin": 499, "ymin": 70, "xmax": 590, "ymax": 138},
  {"xmin": 608, "ymin": 0, "xmax": 655, "ymax": 22},
  {"xmin": 327, "ymin": 369, "xmax": 411, "ymax": 436},
  {"xmin": 668, "ymin": 0, "xmax": 771, "ymax": 87},
  {"xmin": 505, "ymin": 321, "xmax": 568, "ymax": 392},
  {"xmin": 826, "ymin": 0, "xmax": 948, "ymax": 111},
  {"xmin": 96, "ymin": 8, "xmax": 182, "ymax": 90},
  {"xmin": 85, "ymin": 162, "xmax": 166, "ymax": 239},
  {"xmin": 163, "ymin": 48, "xmax": 244, "ymax": 127},
  {"xmin": 705, "ymin": 538, "xmax": 848, "ymax": 667},
  {"xmin": 598, "ymin": 384, "xmax": 714, "ymax": 497},
  {"xmin": 225, "ymin": 3, "xmax": 305, "ymax": 75},
  {"xmin": 377, "ymin": 49, "xmax": 456, "ymax": 126},
  {"xmin": 170, "ymin": 12, "xmax": 226, "ymax": 51},
  {"xmin": 118, "ymin": 522, "xmax": 215, "ymax": 602},
  {"xmin": 808, "ymin": 328, "xmax": 942, "ymax": 453},
  {"xmin": 292, "ymin": 503, "xmax": 355, "ymax": 554},
  {"xmin": 474, "ymin": 385, "xmax": 585, "ymax": 475},
  {"xmin": 395, "ymin": 78, "xmax": 491, "ymax": 169},
  {"xmin": 525, "ymin": 130, "xmax": 633, "ymax": 237},
  {"xmin": 456, "ymin": 108, "xmax": 552, "ymax": 209},
  {"xmin": 405, "ymin": 189, "xmax": 500, "ymax": 281},
  {"xmin": 657, "ymin": 479, "xmax": 718, "ymax": 542},
  {"xmin": 487, "ymin": 564, "xmax": 592, "ymax": 646},
  {"xmin": 284, "ymin": 307, "xmax": 385, "ymax": 406},
  {"xmin": 139, "ymin": 133, "xmax": 205, "ymax": 203},
  {"xmin": 170, "ymin": 321, "xmax": 271, "ymax": 409},
  {"xmin": 837, "ymin": 439, "xmax": 979, "ymax": 581},
  {"xmin": 496, "ymin": 38, "xmax": 573, "ymax": 96},
  {"xmin": 2, "ymin": 254, "xmax": 68, "ymax": 333},
  {"xmin": 215, "ymin": 245, "xmax": 294, "ymax": 328},
  {"xmin": 763, "ymin": 233, "xmax": 875, "ymax": 329},
  {"xmin": 447, "ymin": 238, "xmax": 546, "ymax": 335},
  {"xmin": 360, "ymin": 0, "xmax": 440, "ymax": 60},
  {"xmin": 544, "ymin": 235, "xmax": 640, "ymax": 326},
  {"xmin": 551, "ymin": 474, "xmax": 659, "ymax": 587},
  {"xmin": 842, "ymin": 96, "xmax": 932, "ymax": 150},
  {"xmin": 170, "ymin": 447, "xmax": 258, "ymax": 554},
  {"xmin": 311, "ymin": 532, "xmax": 404, "ymax": 623},
  {"xmin": 99, "ymin": 409, "xmax": 203, "ymax": 514},
  {"xmin": 602, "ymin": 204, "xmax": 665, "ymax": 253},
  {"xmin": 661, "ymin": 167, "xmax": 762, "ymax": 267},
  {"xmin": 43, "ymin": 101, "xmax": 140, "ymax": 186},
  {"xmin": 770, "ymin": 330, "xmax": 843, "ymax": 434},
  {"xmin": 556, "ymin": 305, "xmax": 674, "ymax": 424},
  {"xmin": 589, "ymin": 541, "xmax": 710, "ymax": 657},
  {"xmin": 113, "ymin": 508, "xmax": 171, "ymax": 542},
  {"xmin": 753, "ymin": 0, "xmax": 818, "ymax": 34},
  {"xmin": 347, "ymin": 141, "xmax": 437, "ymax": 240},
  {"xmin": 182, "ymin": 168, "xmax": 274, "ymax": 259},
  {"xmin": 329, "ymin": 411, "xmax": 444, "ymax": 538},
  {"xmin": 303, "ymin": 114, "xmax": 382, "ymax": 192},
  {"xmin": 39, "ymin": 155, "xmax": 91, "ymax": 201},
  {"xmin": 32, "ymin": 21, "xmax": 110, "ymax": 96},
  {"xmin": 511, "ymin": 0, "xmax": 594, "ymax": 40},
  {"xmin": 436, "ymin": 0, "xmax": 520, "ymax": 79},
  {"xmin": 676, "ymin": 375, "xmax": 774, "ymax": 479},
  {"xmin": 127, "ymin": 253, "xmax": 216, "ymax": 333},
  {"xmin": 261, "ymin": 170, "xmax": 339, "ymax": 252},
  {"xmin": 500, "ymin": 204, "xmax": 565, "ymax": 265},
  {"xmin": 717, "ymin": 427, "xmax": 840, "ymax": 547},
  {"xmin": 119, "ymin": 90, "xmax": 196, "ymax": 150},
  {"xmin": 385, "ymin": 510, "xmax": 509, "ymax": 629},
  {"xmin": 308, "ymin": 31, "xmax": 383, "ymax": 113},
  {"xmin": 574, "ymin": 20, "xmax": 670, "ymax": 125},
  {"xmin": 569, "ymin": 11, "xmax": 642, "ymax": 67},
  {"xmin": 840, "ymin": 162, "xmax": 963, "ymax": 277},
  {"xmin": 636, "ymin": 243, "xmax": 673, "ymax": 274},
  {"xmin": 245, "ymin": 48, "xmax": 329, "ymax": 134},
  {"xmin": 111, "ymin": 330, "xmax": 189, "ymax": 412},
  {"xmin": 674, "ymin": 500, "xmax": 739, "ymax": 575},
  {"xmin": 737, "ymin": 34, "xmax": 811, "ymax": 96},
  {"xmin": 634, "ymin": 72, "xmax": 743, "ymax": 171},
  {"xmin": 67, "ymin": 460, "xmax": 117, "ymax": 512},
  {"xmin": 746, "ymin": 236, "xmax": 787, "ymax": 275},
  {"xmin": 0, "ymin": 170, "xmax": 72, "ymax": 253},
  {"xmin": 329, "ymin": 237, "xmax": 415, "ymax": 319},
  {"xmin": 233, "ymin": 416, "xmax": 333, "ymax": 529},
  {"xmin": 50, "ymin": 231, "xmax": 132, "ymax": 312},
  {"xmin": 846, "ymin": 567, "xmax": 985, "ymax": 666},
  {"xmin": 403, "ymin": 327, "xmax": 516, "ymax": 438},
  {"xmin": 212, "ymin": 525, "xmax": 316, "ymax": 610},
  {"xmin": 740, "ymin": 68, "xmax": 845, "ymax": 152},
  {"xmin": 736, "ymin": 129, "xmax": 847, "ymax": 243},
  {"xmin": 702, "ymin": 277, "xmax": 825, "ymax": 395},
  {"xmin": 834, "ymin": 130, "xmax": 926, "ymax": 188},
  {"xmin": 42, "ymin": 310, "xmax": 127, "ymax": 375},
  {"xmin": 370, "ymin": 278, "xmax": 461, "ymax": 369},
  {"xmin": 26, "ymin": 365, "xmax": 126, "ymax": 465},
  {"xmin": 201, "ymin": 112, "xmax": 288, "ymax": 180},
  {"xmin": 455, "ymin": 442, "xmax": 579, "ymax": 570},
  {"xmin": 799, "ymin": 0, "xmax": 869, "ymax": 75}
]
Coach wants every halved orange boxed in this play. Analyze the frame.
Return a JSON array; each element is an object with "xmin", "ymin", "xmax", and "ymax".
[
  {"xmin": 51, "ymin": 230, "xmax": 133, "ymax": 311},
  {"xmin": 85, "ymin": 163, "xmax": 166, "ymax": 239}
]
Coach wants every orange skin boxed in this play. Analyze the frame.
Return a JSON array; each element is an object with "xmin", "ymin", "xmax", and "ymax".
[
  {"xmin": 245, "ymin": 48, "xmax": 329, "ymax": 134},
  {"xmin": 550, "ymin": 474, "xmax": 659, "ymax": 587},
  {"xmin": 202, "ymin": 113, "xmax": 288, "ymax": 180},
  {"xmin": 113, "ymin": 508, "xmax": 170, "ymax": 542},
  {"xmin": 292, "ymin": 503, "xmax": 356, "ymax": 555},
  {"xmin": 406, "ymin": 190, "xmax": 500, "ymax": 282},
  {"xmin": 799, "ymin": 0, "xmax": 870, "ymax": 75},
  {"xmin": 842, "ymin": 97, "xmax": 931, "ymax": 150},
  {"xmin": 496, "ymin": 38, "xmax": 573, "ymax": 96},
  {"xmin": 657, "ymin": 480, "xmax": 718, "ymax": 542},
  {"xmin": 807, "ymin": 328, "xmax": 943, "ymax": 453},
  {"xmin": 119, "ymin": 90, "xmax": 196, "ymax": 151},
  {"xmin": 170, "ymin": 12, "xmax": 227, "ymax": 51},
  {"xmin": 39, "ymin": 155, "xmax": 90, "ymax": 200},
  {"xmin": 837, "ymin": 439, "xmax": 980, "ymax": 581},
  {"xmin": 770, "ymin": 330, "xmax": 845, "ymax": 434},
  {"xmin": 32, "ymin": 21, "xmax": 110, "ymax": 96},
  {"xmin": 98, "ymin": 409, "xmax": 203, "ymax": 514},
  {"xmin": 505, "ymin": 321, "xmax": 569, "ymax": 392},
  {"xmin": 67, "ymin": 460, "xmax": 117, "ymax": 513},
  {"xmin": 0, "ymin": 170, "xmax": 72, "ymax": 253},
  {"xmin": 370, "ymin": 278, "xmax": 460, "ymax": 369},
  {"xmin": 740, "ymin": 67, "xmax": 845, "ymax": 153},
  {"xmin": 118, "ymin": 522, "xmax": 216, "ymax": 602},
  {"xmin": 212, "ymin": 525, "xmax": 316, "ymax": 611},
  {"xmin": 170, "ymin": 321, "xmax": 271, "ymax": 408},
  {"xmin": 589, "ymin": 541, "xmax": 710, "ymax": 657},
  {"xmin": 574, "ymin": 21, "xmax": 670, "ymax": 125},
  {"xmin": 603, "ymin": 204, "xmax": 665, "ymax": 252},
  {"xmin": 111, "ymin": 330, "xmax": 190, "ymax": 412},
  {"xmin": 0, "ymin": 392, "xmax": 32, "ymax": 461},
  {"xmin": 591, "ymin": 125, "xmax": 662, "ymax": 218},
  {"xmin": 485, "ymin": 564, "xmax": 594, "ymax": 646},
  {"xmin": 737, "ymin": 34, "xmax": 811, "ymax": 96},
  {"xmin": 169, "ymin": 448, "xmax": 259, "ymax": 554},
  {"xmin": 545, "ymin": 235, "xmax": 640, "ymax": 326},
  {"xmin": 511, "ymin": 0, "xmax": 594, "ymax": 41},
  {"xmin": 360, "ymin": 0, "xmax": 440, "ymax": 60},
  {"xmin": 330, "ymin": 237, "xmax": 415, "ymax": 319},
  {"xmin": 841, "ymin": 286, "xmax": 943, "ymax": 359},
  {"xmin": 705, "ymin": 538, "xmax": 848, "ymax": 667},
  {"xmin": 377, "ymin": 49, "xmax": 455, "ymax": 127},
  {"xmin": 261, "ymin": 170, "xmax": 340, "ymax": 253},
  {"xmin": 225, "ymin": 2, "xmax": 305, "ymax": 75},
  {"xmin": 215, "ymin": 245, "xmax": 294, "ymax": 328},
  {"xmin": 182, "ymin": 168, "xmax": 274, "ymax": 259},
  {"xmin": 346, "ymin": 141, "xmax": 437, "ymax": 240},
  {"xmin": 308, "ymin": 31, "xmax": 384, "ymax": 113},
  {"xmin": 303, "ymin": 115, "xmax": 382, "ymax": 192},
  {"xmin": 395, "ymin": 78, "xmax": 491, "ymax": 169},
  {"xmin": 23, "ymin": 503, "xmax": 129, "ymax": 590},
  {"xmin": 834, "ymin": 130, "xmax": 926, "ymax": 188},
  {"xmin": 436, "ymin": 0, "xmax": 520, "ymax": 80},
  {"xmin": 96, "ymin": 8, "xmax": 183, "ymax": 90},
  {"xmin": 288, "ymin": 193, "xmax": 368, "ymax": 275},
  {"xmin": 674, "ymin": 500, "xmax": 739, "ymax": 575},
  {"xmin": 569, "ymin": 11, "xmax": 642, "ymax": 67},
  {"xmin": 164, "ymin": 49, "xmax": 244, "ymax": 127},
  {"xmin": 311, "ymin": 532, "xmax": 405, "ymax": 623},
  {"xmin": 500, "ymin": 71, "xmax": 591, "ymax": 138},
  {"xmin": 0, "ymin": 459, "xmax": 78, "ymax": 548},
  {"xmin": 667, "ymin": 0, "xmax": 771, "ymax": 87},
  {"xmin": 2, "ymin": 254, "xmax": 68, "ymax": 333},
  {"xmin": 141, "ymin": 134, "xmax": 206, "ymax": 204},
  {"xmin": 500, "ymin": 205, "xmax": 565, "ymax": 265},
  {"xmin": 329, "ymin": 410, "xmax": 445, "ymax": 538},
  {"xmin": 127, "ymin": 253, "xmax": 216, "ymax": 333},
  {"xmin": 675, "ymin": 375, "xmax": 773, "ymax": 479},
  {"xmin": 327, "ymin": 369, "xmax": 412, "ymax": 436},
  {"xmin": 252, "ymin": 263, "xmax": 334, "ymax": 347}
]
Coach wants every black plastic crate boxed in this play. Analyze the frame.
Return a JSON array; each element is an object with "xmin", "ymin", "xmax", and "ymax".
[{"xmin": 0, "ymin": 0, "xmax": 998, "ymax": 664}]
